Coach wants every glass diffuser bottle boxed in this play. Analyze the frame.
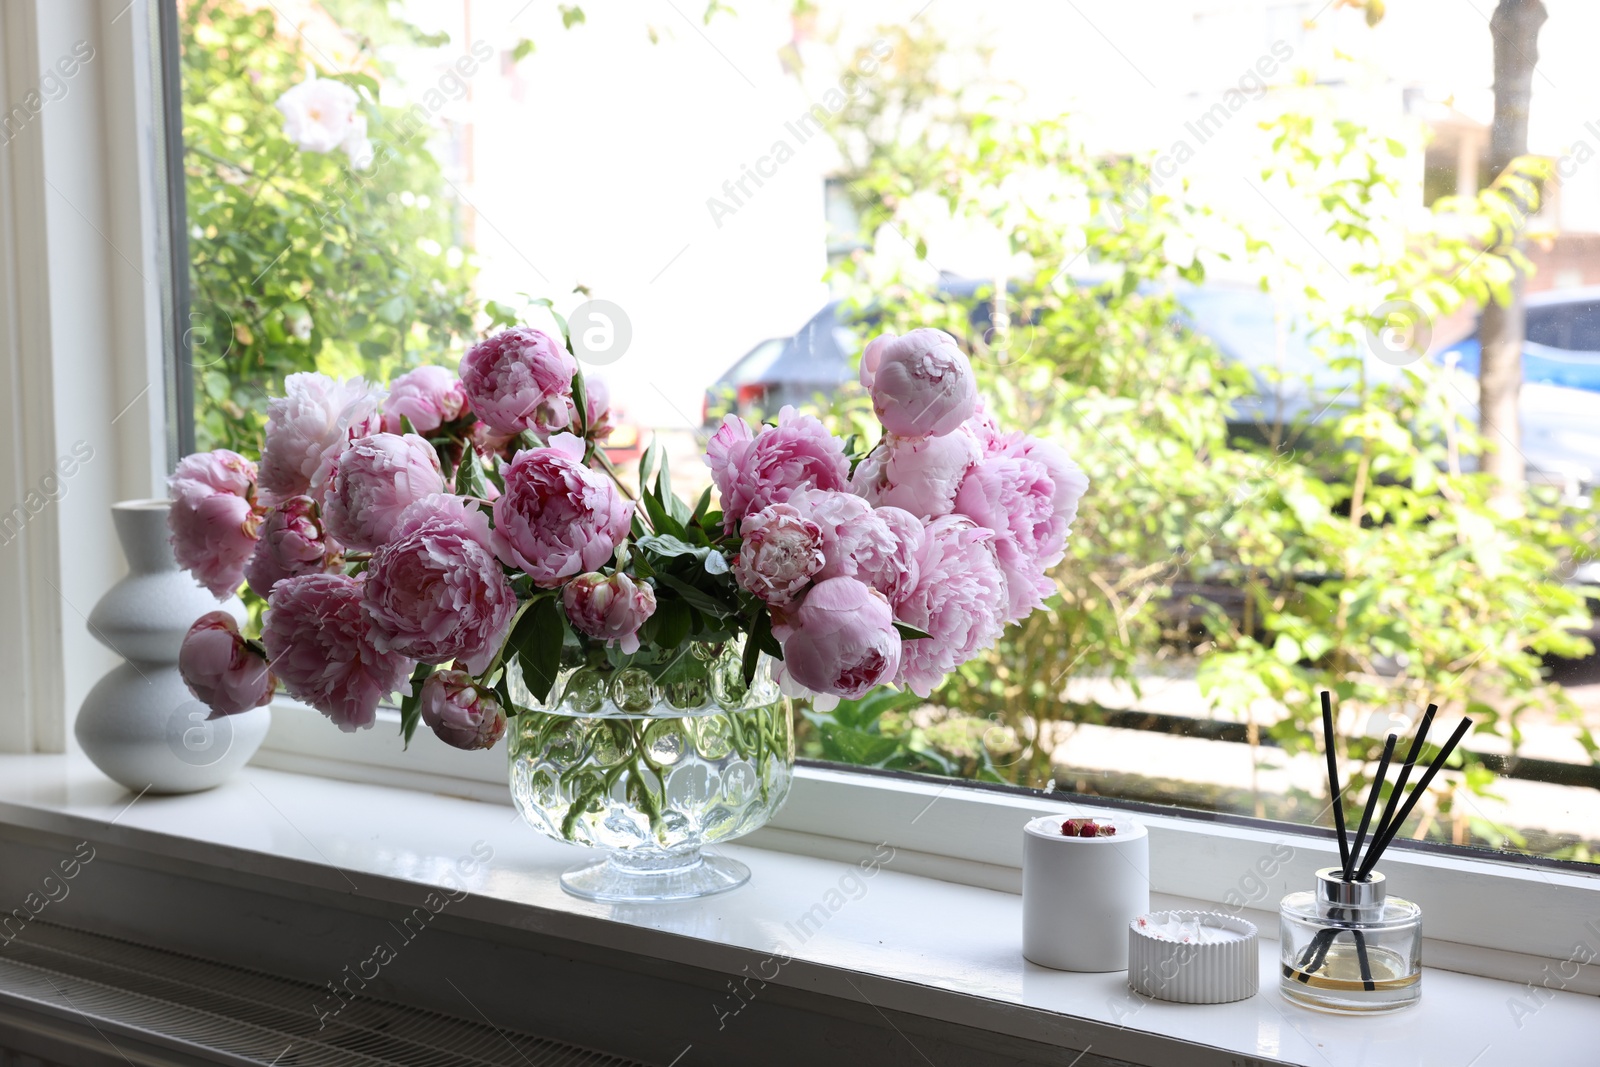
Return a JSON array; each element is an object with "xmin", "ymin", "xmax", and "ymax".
[{"xmin": 1279, "ymin": 868, "xmax": 1421, "ymax": 1013}]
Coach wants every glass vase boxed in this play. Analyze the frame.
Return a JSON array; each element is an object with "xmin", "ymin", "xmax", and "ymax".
[
  {"xmin": 507, "ymin": 638, "xmax": 794, "ymax": 903},
  {"xmin": 1279, "ymin": 868, "xmax": 1422, "ymax": 1014}
]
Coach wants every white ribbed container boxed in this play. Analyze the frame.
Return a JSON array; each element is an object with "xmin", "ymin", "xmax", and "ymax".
[
  {"xmin": 1128, "ymin": 910, "xmax": 1259, "ymax": 1004},
  {"xmin": 1022, "ymin": 814, "xmax": 1149, "ymax": 972}
]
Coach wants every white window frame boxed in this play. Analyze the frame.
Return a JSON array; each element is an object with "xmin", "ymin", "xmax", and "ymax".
[
  {"xmin": 0, "ymin": 0, "xmax": 173, "ymax": 754},
  {"xmin": 5, "ymin": 0, "xmax": 1596, "ymax": 998}
]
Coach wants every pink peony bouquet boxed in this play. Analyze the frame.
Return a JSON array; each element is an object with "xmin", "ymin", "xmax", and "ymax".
[{"xmin": 168, "ymin": 323, "xmax": 1087, "ymax": 750}]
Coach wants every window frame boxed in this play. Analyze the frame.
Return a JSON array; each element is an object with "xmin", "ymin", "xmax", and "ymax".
[
  {"xmin": 0, "ymin": 0, "xmax": 175, "ymax": 753},
  {"xmin": 31, "ymin": 0, "xmax": 1585, "ymax": 993}
]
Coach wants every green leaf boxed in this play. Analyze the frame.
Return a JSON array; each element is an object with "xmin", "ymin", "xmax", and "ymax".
[
  {"xmin": 819, "ymin": 723, "xmax": 904, "ymax": 766},
  {"xmin": 455, "ymin": 449, "xmax": 486, "ymax": 499},
  {"xmin": 894, "ymin": 622, "xmax": 933, "ymax": 642},
  {"xmin": 511, "ymin": 38, "xmax": 536, "ymax": 62},
  {"xmin": 399, "ymin": 662, "xmax": 435, "ymax": 747},
  {"xmin": 639, "ymin": 489, "xmax": 685, "ymax": 539},
  {"xmin": 637, "ymin": 533, "xmax": 702, "ymax": 559},
  {"xmin": 560, "ymin": 5, "xmax": 587, "ymax": 29},
  {"xmin": 377, "ymin": 296, "xmax": 407, "ymax": 324},
  {"xmin": 513, "ymin": 597, "xmax": 566, "ymax": 703},
  {"xmin": 654, "ymin": 572, "xmax": 736, "ymax": 618},
  {"xmin": 638, "ymin": 436, "xmax": 661, "ymax": 493},
  {"xmin": 690, "ymin": 485, "xmax": 714, "ymax": 525},
  {"xmin": 651, "ymin": 596, "xmax": 693, "ymax": 650},
  {"xmin": 570, "ymin": 370, "xmax": 589, "ymax": 438},
  {"xmin": 742, "ymin": 611, "xmax": 773, "ymax": 685}
]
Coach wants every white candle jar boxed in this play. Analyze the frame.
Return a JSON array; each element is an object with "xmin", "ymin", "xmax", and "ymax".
[{"xmin": 1022, "ymin": 814, "xmax": 1150, "ymax": 972}]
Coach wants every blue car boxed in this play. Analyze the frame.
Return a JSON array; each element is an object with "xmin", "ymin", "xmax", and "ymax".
[{"xmin": 1441, "ymin": 287, "xmax": 1600, "ymax": 393}]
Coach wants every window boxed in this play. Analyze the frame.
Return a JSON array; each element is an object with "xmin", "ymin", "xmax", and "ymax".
[
  {"xmin": 169, "ymin": 0, "xmax": 1600, "ymax": 874},
  {"xmin": 1527, "ymin": 300, "xmax": 1600, "ymax": 353}
]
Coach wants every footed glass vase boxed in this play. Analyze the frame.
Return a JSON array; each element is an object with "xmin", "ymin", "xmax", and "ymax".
[{"xmin": 507, "ymin": 639, "xmax": 793, "ymax": 903}]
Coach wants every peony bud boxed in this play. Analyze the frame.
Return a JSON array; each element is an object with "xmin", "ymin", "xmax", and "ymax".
[
  {"xmin": 861, "ymin": 329, "xmax": 977, "ymax": 439},
  {"xmin": 178, "ymin": 611, "xmax": 275, "ymax": 718},
  {"xmin": 777, "ymin": 576, "xmax": 901, "ymax": 699},
  {"xmin": 419, "ymin": 669, "xmax": 507, "ymax": 750},
  {"xmin": 562, "ymin": 571, "xmax": 657, "ymax": 654}
]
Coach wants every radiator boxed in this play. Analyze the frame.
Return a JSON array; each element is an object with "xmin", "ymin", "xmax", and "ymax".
[{"xmin": 0, "ymin": 922, "xmax": 649, "ymax": 1067}]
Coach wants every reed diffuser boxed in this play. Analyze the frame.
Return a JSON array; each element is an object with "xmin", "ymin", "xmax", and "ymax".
[{"xmin": 1279, "ymin": 692, "xmax": 1472, "ymax": 1014}]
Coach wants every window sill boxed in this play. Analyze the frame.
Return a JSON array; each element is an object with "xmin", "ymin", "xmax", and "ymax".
[
  {"xmin": 253, "ymin": 700, "xmax": 1600, "ymax": 990},
  {"xmin": 0, "ymin": 753, "xmax": 1594, "ymax": 1067}
]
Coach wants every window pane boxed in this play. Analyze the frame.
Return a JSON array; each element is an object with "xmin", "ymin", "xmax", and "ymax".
[{"xmin": 176, "ymin": 0, "xmax": 1600, "ymax": 868}]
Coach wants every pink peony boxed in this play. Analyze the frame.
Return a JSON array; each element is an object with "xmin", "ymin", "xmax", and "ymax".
[
  {"xmin": 245, "ymin": 496, "xmax": 339, "ymax": 600},
  {"xmin": 859, "ymin": 329, "xmax": 977, "ymax": 438},
  {"xmin": 894, "ymin": 516, "xmax": 1007, "ymax": 697},
  {"xmin": 858, "ymin": 332, "xmax": 896, "ymax": 389},
  {"xmin": 869, "ymin": 505, "xmax": 925, "ymax": 608},
  {"xmin": 562, "ymin": 571, "xmax": 657, "ymax": 653},
  {"xmin": 257, "ymin": 373, "xmax": 384, "ymax": 505},
  {"xmin": 492, "ymin": 434, "xmax": 633, "ymax": 587},
  {"xmin": 469, "ymin": 420, "xmax": 518, "ymax": 460},
  {"xmin": 262, "ymin": 573, "xmax": 414, "ymax": 731},
  {"xmin": 955, "ymin": 445, "xmax": 1086, "ymax": 622},
  {"xmin": 704, "ymin": 406, "xmax": 849, "ymax": 533},
  {"xmin": 778, "ymin": 577, "xmax": 901, "ymax": 700},
  {"xmin": 983, "ymin": 432, "xmax": 1090, "ymax": 532},
  {"xmin": 382, "ymin": 365, "xmax": 469, "ymax": 435},
  {"xmin": 787, "ymin": 489, "xmax": 898, "ymax": 589},
  {"xmin": 419, "ymin": 670, "xmax": 508, "ymax": 751},
  {"xmin": 850, "ymin": 428, "xmax": 981, "ymax": 520},
  {"xmin": 362, "ymin": 495, "xmax": 517, "ymax": 674},
  {"xmin": 733, "ymin": 503, "xmax": 826, "ymax": 608},
  {"xmin": 168, "ymin": 449, "xmax": 262, "ymax": 598},
  {"xmin": 178, "ymin": 611, "xmax": 275, "ymax": 718},
  {"xmin": 318, "ymin": 433, "xmax": 446, "ymax": 552},
  {"xmin": 460, "ymin": 327, "xmax": 577, "ymax": 436}
]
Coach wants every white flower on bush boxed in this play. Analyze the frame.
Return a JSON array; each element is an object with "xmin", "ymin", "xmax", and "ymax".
[{"xmin": 274, "ymin": 76, "xmax": 373, "ymax": 171}]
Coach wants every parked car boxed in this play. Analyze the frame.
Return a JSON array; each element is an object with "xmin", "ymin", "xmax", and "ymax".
[
  {"xmin": 702, "ymin": 278, "xmax": 1010, "ymax": 427},
  {"xmin": 1441, "ymin": 286, "xmax": 1600, "ymax": 393},
  {"xmin": 703, "ymin": 322, "xmax": 860, "ymax": 427},
  {"xmin": 704, "ymin": 281, "xmax": 1600, "ymax": 502},
  {"xmin": 1176, "ymin": 284, "xmax": 1600, "ymax": 500}
]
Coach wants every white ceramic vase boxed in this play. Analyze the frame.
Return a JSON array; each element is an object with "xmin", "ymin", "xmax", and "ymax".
[
  {"xmin": 75, "ymin": 499, "xmax": 270, "ymax": 793},
  {"xmin": 1022, "ymin": 813, "xmax": 1150, "ymax": 972}
]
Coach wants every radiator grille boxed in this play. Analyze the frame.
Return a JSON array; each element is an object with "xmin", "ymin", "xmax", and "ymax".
[{"xmin": 0, "ymin": 922, "xmax": 648, "ymax": 1067}]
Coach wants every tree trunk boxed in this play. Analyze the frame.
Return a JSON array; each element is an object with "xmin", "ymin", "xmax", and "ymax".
[{"xmin": 1478, "ymin": 0, "xmax": 1547, "ymax": 510}]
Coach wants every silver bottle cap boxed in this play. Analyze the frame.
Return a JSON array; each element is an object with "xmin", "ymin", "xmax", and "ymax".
[{"xmin": 1315, "ymin": 866, "xmax": 1386, "ymax": 907}]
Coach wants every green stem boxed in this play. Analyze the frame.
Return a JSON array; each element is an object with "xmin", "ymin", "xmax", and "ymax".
[
  {"xmin": 481, "ymin": 598, "xmax": 538, "ymax": 685},
  {"xmin": 592, "ymin": 447, "xmax": 640, "ymax": 504}
]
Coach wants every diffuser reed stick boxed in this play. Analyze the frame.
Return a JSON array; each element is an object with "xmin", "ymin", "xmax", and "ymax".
[
  {"xmin": 1344, "ymin": 734, "xmax": 1397, "ymax": 882},
  {"xmin": 1355, "ymin": 716, "xmax": 1473, "ymax": 876},
  {"xmin": 1293, "ymin": 693, "xmax": 1473, "ymax": 988},
  {"xmin": 1321, "ymin": 691, "xmax": 1350, "ymax": 875},
  {"xmin": 1355, "ymin": 704, "xmax": 1436, "ymax": 882}
]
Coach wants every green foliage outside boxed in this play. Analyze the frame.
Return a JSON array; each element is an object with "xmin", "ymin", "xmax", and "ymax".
[
  {"xmin": 182, "ymin": 0, "xmax": 478, "ymax": 456},
  {"xmin": 800, "ymin": 25, "xmax": 1599, "ymax": 861}
]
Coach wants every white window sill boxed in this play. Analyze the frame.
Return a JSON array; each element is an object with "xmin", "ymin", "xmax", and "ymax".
[
  {"xmin": 0, "ymin": 753, "xmax": 1594, "ymax": 1067},
  {"xmin": 255, "ymin": 701, "xmax": 1600, "ymax": 991}
]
